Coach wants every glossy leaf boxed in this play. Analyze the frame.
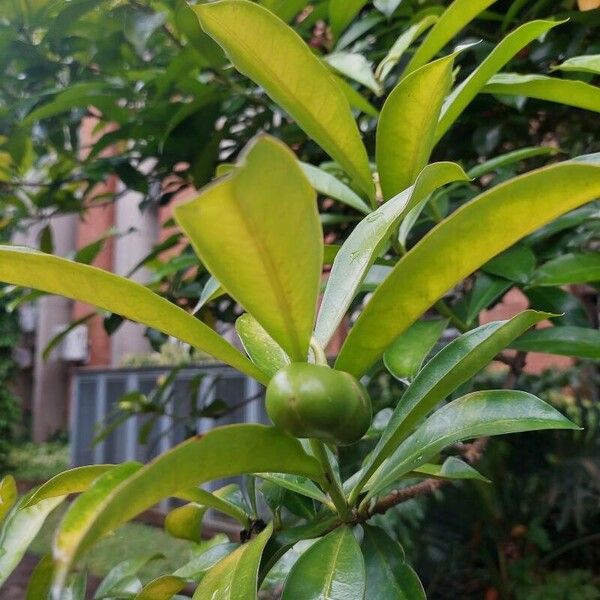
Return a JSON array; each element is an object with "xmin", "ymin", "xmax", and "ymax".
[
  {"xmin": 329, "ymin": 0, "xmax": 369, "ymax": 38},
  {"xmin": 192, "ymin": 523, "xmax": 272, "ymax": 599},
  {"xmin": 510, "ymin": 326, "xmax": 600, "ymax": 360},
  {"xmin": 300, "ymin": 162, "xmax": 371, "ymax": 215},
  {"xmin": 165, "ymin": 503, "xmax": 205, "ymax": 543},
  {"xmin": 404, "ymin": 0, "xmax": 497, "ymax": 75},
  {"xmin": 24, "ymin": 465, "xmax": 114, "ymax": 508},
  {"xmin": 94, "ymin": 553, "xmax": 163, "ymax": 599},
  {"xmin": 336, "ymin": 159, "xmax": 600, "ymax": 377},
  {"xmin": 178, "ymin": 484, "xmax": 250, "ymax": 527},
  {"xmin": 135, "ymin": 575, "xmax": 186, "ymax": 600},
  {"xmin": 551, "ymin": 54, "xmax": 600, "ymax": 75},
  {"xmin": 530, "ymin": 253, "xmax": 600, "ymax": 286},
  {"xmin": 197, "ymin": 1, "xmax": 374, "ymax": 198},
  {"xmin": 52, "ymin": 425, "xmax": 323, "ymax": 593},
  {"xmin": 259, "ymin": 0, "xmax": 308, "ymax": 22},
  {"xmin": 175, "ymin": 136, "xmax": 322, "ymax": 362},
  {"xmin": 525, "ymin": 206, "xmax": 599, "ymax": 245},
  {"xmin": 467, "ymin": 146, "xmax": 558, "ymax": 179},
  {"xmin": 256, "ymin": 473, "xmax": 330, "ymax": 505},
  {"xmin": 351, "ymin": 311, "xmax": 550, "ymax": 497},
  {"xmin": 526, "ymin": 287, "xmax": 590, "ymax": 328},
  {"xmin": 362, "ymin": 525, "xmax": 425, "ymax": 600},
  {"xmin": 193, "ymin": 275, "xmax": 225, "ymax": 313},
  {"xmin": 464, "ymin": 273, "xmax": 512, "ymax": 324},
  {"xmin": 282, "ymin": 527, "xmax": 366, "ymax": 600},
  {"xmin": 0, "ymin": 246, "xmax": 266, "ymax": 384},
  {"xmin": 411, "ymin": 456, "xmax": 490, "ymax": 483},
  {"xmin": 375, "ymin": 15, "xmax": 438, "ymax": 82},
  {"xmin": 0, "ymin": 475, "xmax": 17, "ymax": 525},
  {"xmin": 316, "ymin": 162, "xmax": 468, "ymax": 348},
  {"xmin": 325, "ymin": 52, "xmax": 381, "ymax": 95},
  {"xmin": 334, "ymin": 75, "xmax": 380, "ymax": 117},
  {"xmin": 436, "ymin": 20, "xmax": 562, "ymax": 141},
  {"xmin": 0, "ymin": 495, "xmax": 65, "ymax": 586},
  {"xmin": 483, "ymin": 73, "xmax": 600, "ymax": 113},
  {"xmin": 377, "ymin": 55, "xmax": 455, "ymax": 200},
  {"xmin": 235, "ymin": 313, "xmax": 290, "ymax": 379},
  {"xmin": 383, "ymin": 319, "xmax": 448, "ymax": 380},
  {"xmin": 174, "ymin": 543, "xmax": 239, "ymax": 581},
  {"xmin": 367, "ymin": 390, "xmax": 578, "ymax": 498},
  {"xmin": 482, "ymin": 245, "xmax": 536, "ymax": 283},
  {"xmin": 336, "ymin": 13, "xmax": 384, "ymax": 52}
]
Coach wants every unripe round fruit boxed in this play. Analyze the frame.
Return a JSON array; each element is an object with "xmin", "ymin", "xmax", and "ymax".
[{"xmin": 266, "ymin": 363, "xmax": 372, "ymax": 445}]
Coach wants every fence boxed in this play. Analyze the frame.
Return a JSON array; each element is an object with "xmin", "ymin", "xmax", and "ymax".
[{"xmin": 71, "ymin": 364, "xmax": 266, "ymax": 522}]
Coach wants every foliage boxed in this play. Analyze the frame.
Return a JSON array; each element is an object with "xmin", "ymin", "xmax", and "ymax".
[{"xmin": 0, "ymin": 0, "xmax": 599, "ymax": 598}]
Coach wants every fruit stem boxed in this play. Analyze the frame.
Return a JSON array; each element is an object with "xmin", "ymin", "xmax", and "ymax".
[
  {"xmin": 309, "ymin": 439, "xmax": 353, "ymax": 522},
  {"xmin": 309, "ymin": 337, "xmax": 329, "ymax": 366}
]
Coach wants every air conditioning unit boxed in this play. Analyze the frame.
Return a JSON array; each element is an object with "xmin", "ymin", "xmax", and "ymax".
[{"xmin": 60, "ymin": 324, "xmax": 89, "ymax": 362}]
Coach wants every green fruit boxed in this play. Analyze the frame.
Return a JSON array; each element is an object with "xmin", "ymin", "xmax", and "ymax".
[{"xmin": 265, "ymin": 363, "xmax": 372, "ymax": 445}]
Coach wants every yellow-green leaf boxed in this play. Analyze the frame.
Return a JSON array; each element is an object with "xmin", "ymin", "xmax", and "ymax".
[
  {"xmin": 329, "ymin": 0, "xmax": 368, "ymax": 38},
  {"xmin": 404, "ymin": 0, "xmax": 497, "ymax": 75},
  {"xmin": 51, "ymin": 425, "xmax": 323, "ymax": 594},
  {"xmin": 135, "ymin": 575, "xmax": 186, "ymax": 600},
  {"xmin": 0, "ymin": 476, "xmax": 17, "ymax": 525},
  {"xmin": 436, "ymin": 19, "xmax": 562, "ymax": 142},
  {"xmin": 192, "ymin": 522, "xmax": 273, "ymax": 599},
  {"xmin": 482, "ymin": 73, "xmax": 600, "ymax": 113},
  {"xmin": 175, "ymin": 136, "xmax": 322, "ymax": 362},
  {"xmin": 0, "ymin": 246, "xmax": 267, "ymax": 384},
  {"xmin": 196, "ymin": 0, "xmax": 374, "ymax": 199},
  {"xmin": 316, "ymin": 162, "xmax": 468, "ymax": 349},
  {"xmin": 376, "ymin": 55, "xmax": 455, "ymax": 200},
  {"xmin": 336, "ymin": 159, "xmax": 600, "ymax": 377}
]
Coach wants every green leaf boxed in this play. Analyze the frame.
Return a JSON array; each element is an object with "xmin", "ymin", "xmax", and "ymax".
[
  {"xmin": 411, "ymin": 456, "xmax": 490, "ymax": 483},
  {"xmin": 525, "ymin": 287, "xmax": 590, "ymax": 328},
  {"xmin": 316, "ymin": 162, "xmax": 468, "ymax": 348},
  {"xmin": 196, "ymin": 1, "xmax": 374, "ymax": 199},
  {"xmin": 335, "ymin": 159, "xmax": 600, "ymax": 378},
  {"xmin": 281, "ymin": 527, "xmax": 366, "ymax": 600},
  {"xmin": 367, "ymin": 390, "xmax": 578, "ymax": 498},
  {"xmin": 525, "ymin": 206, "xmax": 599, "ymax": 245},
  {"xmin": 350, "ymin": 311, "xmax": 550, "ymax": 498},
  {"xmin": 482, "ymin": 73, "xmax": 600, "ymax": 113},
  {"xmin": 235, "ymin": 313, "xmax": 290, "ymax": 379},
  {"xmin": 52, "ymin": 425, "xmax": 323, "ymax": 593},
  {"xmin": 551, "ymin": 54, "xmax": 600, "ymax": 75},
  {"xmin": 0, "ymin": 495, "xmax": 65, "ymax": 587},
  {"xmin": 510, "ymin": 326, "xmax": 600, "ymax": 360},
  {"xmin": 377, "ymin": 55, "xmax": 455, "ymax": 200},
  {"xmin": 24, "ymin": 465, "xmax": 114, "ymax": 508},
  {"xmin": 94, "ymin": 553, "xmax": 163, "ymax": 599},
  {"xmin": 53, "ymin": 463, "xmax": 143, "ymax": 592},
  {"xmin": 0, "ymin": 246, "xmax": 267, "ymax": 384},
  {"xmin": 300, "ymin": 162, "xmax": 371, "ymax": 215},
  {"xmin": 256, "ymin": 473, "xmax": 330, "ymax": 505},
  {"xmin": 0, "ymin": 475, "xmax": 17, "ymax": 525},
  {"xmin": 464, "ymin": 274, "xmax": 511, "ymax": 324},
  {"xmin": 178, "ymin": 484, "xmax": 250, "ymax": 527},
  {"xmin": 194, "ymin": 275, "xmax": 225, "ymax": 312},
  {"xmin": 404, "ymin": 0, "xmax": 497, "ymax": 75},
  {"xmin": 436, "ymin": 20, "xmax": 562, "ymax": 141},
  {"xmin": 174, "ymin": 543, "xmax": 239, "ymax": 581},
  {"xmin": 530, "ymin": 253, "xmax": 600, "ymax": 286},
  {"xmin": 383, "ymin": 319, "xmax": 448, "ymax": 380},
  {"xmin": 482, "ymin": 245, "xmax": 536, "ymax": 283},
  {"xmin": 467, "ymin": 146, "xmax": 558, "ymax": 179},
  {"xmin": 135, "ymin": 575, "xmax": 186, "ymax": 600},
  {"xmin": 175, "ymin": 136, "xmax": 322, "ymax": 362},
  {"xmin": 259, "ymin": 0, "xmax": 308, "ymax": 23},
  {"xmin": 333, "ymin": 75, "xmax": 380, "ymax": 117},
  {"xmin": 42, "ymin": 312, "xmax": 96, "ymax": 361},
  {"xmin": 192, "ymin": 522, "xmax": 272, "ymax": 599},
  {"xmin": 26, "ymin": 554, "xmax": 53, "ymax": 600},
  {"xmin": 375, "ymin": 15, "xmax": 438, "ymax": 82},
  {"xmin": 329, "ymin": 0, "xmax": 369, "ymax": 38},
  {"xmin": 325, "ymin": 52, "xmax": 382, "ymax": 95},
  {"xmin": 362, "ymin": 525, "xmax": 425, "ymax": 600}
]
